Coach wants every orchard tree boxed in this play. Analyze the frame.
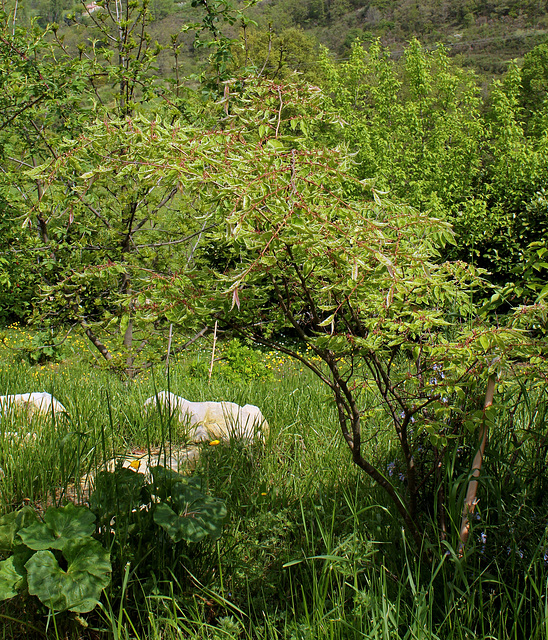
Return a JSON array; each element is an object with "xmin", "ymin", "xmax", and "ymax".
[
  {"xmin": 318, "ymin": 38, "xmax": 548, "ymax": 298},
  {"xmin": 478, "ymin": 63, "xmax": 548, "ymax": 299},
  {"xmin": 519, "ymin": 42, "xmax": 548, "ymax": 138},
  {"xmin": 231, "ymin": 26, "xmax": 322, "ymax": 83},
  {"xmin": 0, "ymin": 0, "xmax": 248, "ymax": 365}
]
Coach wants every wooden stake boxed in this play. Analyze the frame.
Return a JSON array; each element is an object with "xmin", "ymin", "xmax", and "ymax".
[
  {"xmin": 458, "ymin": 374, "xmax": 496, "ymax": 556},
  {"xmin": 165, "ymin": 323, "xmax": 173, "ymax": 376},
  {"xmin": 208, "ymin": 321, "xmax": 218, "ymax": 384}
]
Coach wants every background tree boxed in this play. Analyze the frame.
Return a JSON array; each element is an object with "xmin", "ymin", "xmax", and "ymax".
[
  {"xmin": 318, "ymin": 39, "xmax": 484, "ymax": 220},
  {"xmin": 519, "ymin": 42, "xmax": 548, "ymax": 137},
  {"xmin": 0, "ymin": 0, "xmax": 241, "ymax": 369},
  {"xmin": 232, "ymin": 26, "xmax": 322, "ymax": 83},
  {"xmin": 0, "ymin": 12, "xmax": 93, "ymax": 320},
  {"xmin": 318, "ymin": 39, "xmax": 548, "ymax": 299},
  {"xmin": 464, "ymin": 61, "xmax": 548, "ymax": 300}
]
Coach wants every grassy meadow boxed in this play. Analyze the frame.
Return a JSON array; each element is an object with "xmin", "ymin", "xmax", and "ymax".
[{"xmin": 0, "ymin": 324, "xmax": 547, "ymax": 639}]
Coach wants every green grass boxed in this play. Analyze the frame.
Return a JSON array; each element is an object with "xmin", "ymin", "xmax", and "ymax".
[{"xmin": 0, "ymin": 325, "xmax": 548, "ymax": 639}]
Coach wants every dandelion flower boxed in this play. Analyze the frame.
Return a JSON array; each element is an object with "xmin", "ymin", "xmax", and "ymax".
[{"xmin": 209, "ymin": 440, "xmax": 220, "ymax": 446}]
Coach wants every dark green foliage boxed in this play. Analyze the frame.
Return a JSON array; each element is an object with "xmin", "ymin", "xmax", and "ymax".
[
  {"xmin": 232, "ymin": 26, "xmax": 323, "ymax": 82},
  {"xmin": 90, "ymin": 465, "xmax": 227, "ymax": 577},
  {"xmin": 152, "ymin": 480, "xmax": 226, "ymax": 542},
  {"xmin": 0, "ymin": 503, "xmax": 111, "ymax": 613}
]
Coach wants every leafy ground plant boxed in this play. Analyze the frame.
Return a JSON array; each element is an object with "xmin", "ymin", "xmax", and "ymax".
[
  {"xmin": 91, "ymin": 465, "xmax": 227, "ymax": 544},
  {"xmin": 0, "ymin": 503, "xmax": 111, "ymax": 613},
  {"xmin": 90, "ymin": 463, "xmax": 227, "ymax": 596}
]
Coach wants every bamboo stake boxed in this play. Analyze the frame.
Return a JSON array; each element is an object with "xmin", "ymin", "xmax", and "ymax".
[
  {"xmin": 458, "ymin": 374, "xmax": 496, "ymax": 556},
  {"xmin": 208, "ymin": 321, "xmax": 218, "ymax": 384}
]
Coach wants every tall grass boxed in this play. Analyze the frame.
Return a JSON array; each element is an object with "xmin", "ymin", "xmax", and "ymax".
[{"xmin": 0, "ymin": 328, "xmax": 547, "ymax": 638}]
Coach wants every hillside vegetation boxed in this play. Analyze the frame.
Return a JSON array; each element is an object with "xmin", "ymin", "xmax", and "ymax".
[{"xmin": 7, "ymin": 0, "xmax": 548, "ymax": 76}]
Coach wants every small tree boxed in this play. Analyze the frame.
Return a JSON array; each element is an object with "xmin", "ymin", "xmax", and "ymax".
[{"xmin": 32, "ymin": 78, "xmax": 537, "ymax": 550}]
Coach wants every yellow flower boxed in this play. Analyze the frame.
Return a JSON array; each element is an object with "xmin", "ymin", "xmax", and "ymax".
[
  {"xmin": 209, "ymin": 440, "xmax": 220, "ymax": 446},
  {"xmin": 261, "ymin": 492, "xmax": 267, "ymax": 496}
]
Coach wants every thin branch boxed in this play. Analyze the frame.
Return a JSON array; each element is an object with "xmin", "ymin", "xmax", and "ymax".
[
  {"xmin": 80, "ymin": 320, "xmax": 113, "ymax": 361},
  {"xmin": 0, "ymin": 93, "xmax": 48, "ymax": 131},
  {"xmin": 238, "ymin": 329, "xmax": 334, "ymax": 389},
  {"xmin": 74, "ymin": 192, "xmax": 112, "ymax": 229},
  {"xmin": 5, "ymin": 156, "xmax": 35, "ymax": 169},
  {"xmin": 257, "ymin": 24, "xmax": 272, "ymax": 79},
  {"xmin": 139, "ymin": 223, "xmax": 218, "ymax": 249},
  {"xmin": 30, "ymin": 119, "xmax": 58, "ymax": 158},
  {"xmin": 136, "ymin": 326, "xmax": 209, "ymax": 373},
  {"xmin": 148, "ymin": 187, "xmax": 178, "ymax": 218}
]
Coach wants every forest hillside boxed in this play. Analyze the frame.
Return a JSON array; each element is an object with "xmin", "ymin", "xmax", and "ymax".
[{"xmin": 9, "ymin": 0, "xmax": 548, "ymax": 76}]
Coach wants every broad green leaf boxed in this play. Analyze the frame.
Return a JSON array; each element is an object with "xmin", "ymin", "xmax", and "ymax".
[
  {"xmin": 153, "ymin": 479, "xmax": 227, "ymax": 543},
  {"xmin": 19, "ymin": 503, "xmax": 95, "ymax": 551},
  {"xmin": 90, "ymin": 468, "xmax": 146, "ymax": 518},
  {"xmin": 154, "ymin": 502, "xmax": 209, "ymax": 543},
  {"xmin": 265, "ymin": 139, "xmax": 284, "ymax": 151},
  {"xmin": 537, "ymin": 283, "xmax": 548, "ymax": 301},
  {"xmin": 479, "ymin": 334, "xmax": 490, "ymax": 352},
  {"xmin": 0, "ymin": 507, "xmax": 37, "ymax": 552},
  {"xmin": 0, "ymin": 552, "xmax": 30, "ymax": 601},
  {"xmin": 25, "ymin": 538, "xmax": 111, "ymax": 613},
  {"xmin": 18, "ymin": 523, "xmax": 59, "ymax": 550},
  {"xmin": 150, "ymin": 465, "xmax": 196, "ymax": 501}
]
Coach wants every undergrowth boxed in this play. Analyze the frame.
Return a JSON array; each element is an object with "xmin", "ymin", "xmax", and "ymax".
[{"xmin": 0, "ymin": 327, "xmax": 547, "ymax": 639}]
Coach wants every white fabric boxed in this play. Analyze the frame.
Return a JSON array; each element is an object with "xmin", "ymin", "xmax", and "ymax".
[
  {"xmin": 0, "ymin": 392, "xmax": 67, "ymax": 418},
  {"xmin": 144, "ymin": 391, "xmax": 268, "ymax": 443}
]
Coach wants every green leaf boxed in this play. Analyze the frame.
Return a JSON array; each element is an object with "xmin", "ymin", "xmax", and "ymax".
[
  {"xmin": 153, "ymin": 480, "xmax": 227, "ymax": 543},
  {"xmin": 19, "ymin": 503, "xmax": 95, "ymax": 551},
  {"xmin": 538, "ymin": 283, "xmax": 548, "ymax": 301},
  {"xmin": 0, "ymin": 552, "xmax": 30, "ymax": 601},
  {"xmin": 0, "ymin": 507, "xmax": 37, "ymax": 552},
  {"xmin": 150, "ymin": 465, "xmax": 196, "ymax": 501},
  {"xmin": 25, "ymin": 538, "xmax": 111, "ymax": 612},
  {"xmin": 318, "ymin": 313, "xmax": 336, "ymax": 328},
  {"xmin": 18, "ymin": 523, "xmax": 59, "ymax": 550},
  {"xmin": 479, "ymin": 334, "xmax": 490, "ymax": 352},
  {"xmin": 154, "ymin": 502, "xmax": 209, "ymax": 543},
  {"xmin": 90, "ymin": 468, "xmax": 146, "ymax": 518},
  {"xmin": 265, "ymin": 139, "xmax": 284, "ymax": 152}
]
